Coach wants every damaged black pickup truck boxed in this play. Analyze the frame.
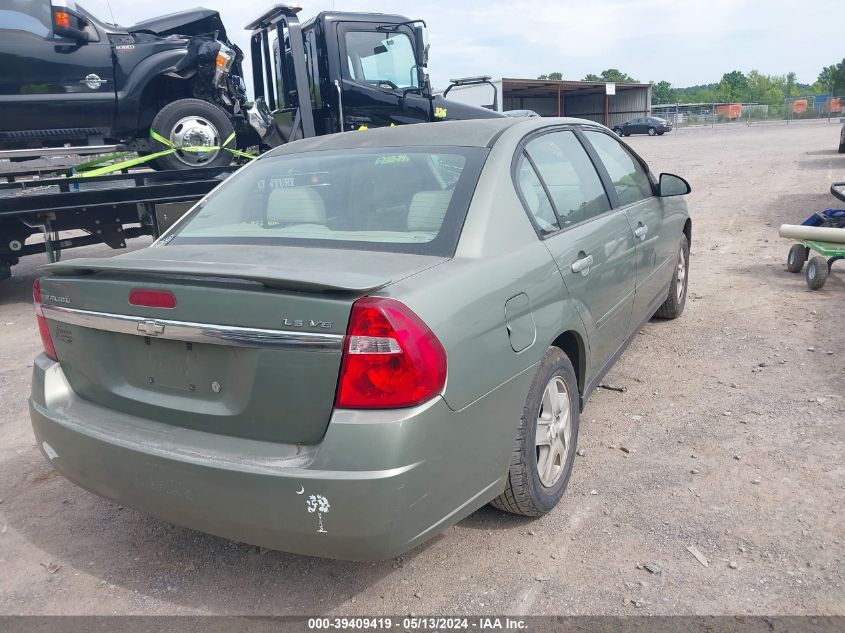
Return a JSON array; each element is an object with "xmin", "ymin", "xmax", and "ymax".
[{"xmin": 0, "ymin": 0, "xmax": 255, "ymax": 169}]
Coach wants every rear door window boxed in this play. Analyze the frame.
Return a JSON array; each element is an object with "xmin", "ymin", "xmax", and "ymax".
[
  {"xmin": 167, "ymin": 146, "xmax": 486, "ymax": 256},
  {"xmin": 520, "ymin": 130, "xmax": 612, "ymax": 229},
  {"xmin": 515, "ymin": 154, "xmax": 559, "ymax": 235},
  {"xmin": 582, "ymin": 130, "xmax": 654, "ymax": 206}
]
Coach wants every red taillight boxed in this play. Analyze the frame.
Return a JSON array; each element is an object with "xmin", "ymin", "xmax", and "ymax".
[
  {"xmin": 128, "ymin": 289, "xmax": 177, "ymax": 309},
  {"xmin": 336, "ymin": 297, "xmax": 447, "ymax": 409},
  {"xmin": 33, "ymin": 278, "xmax": 58, "ymax": 361}
]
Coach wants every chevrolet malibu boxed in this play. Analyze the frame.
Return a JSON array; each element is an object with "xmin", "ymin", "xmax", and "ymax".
[{"xmin": 29, "ymin": 117, "xmax": 691, "ymax": 560}]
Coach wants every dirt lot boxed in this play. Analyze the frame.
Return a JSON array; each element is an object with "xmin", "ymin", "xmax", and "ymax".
[{"xmin": 0, "ymin": 121, "xmax": 842, "ymax": 616}]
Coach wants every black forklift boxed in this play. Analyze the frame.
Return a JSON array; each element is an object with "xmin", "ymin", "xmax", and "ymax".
[{"xmin": 244, "ymin": 4, "xmax": 503, "ymax": 147}]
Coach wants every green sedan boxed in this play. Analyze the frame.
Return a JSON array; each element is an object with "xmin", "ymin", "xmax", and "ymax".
[{"xmin": 29, "ymin": 117, "xmax": 691, "ymax": 560}]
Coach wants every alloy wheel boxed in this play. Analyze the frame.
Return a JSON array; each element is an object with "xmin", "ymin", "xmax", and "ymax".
[
  {"xmin": 676, "ymin": 244, "xmax": 687, "ymax": 302},
  {"xmin": 535, "ymin": 376, "xmax": 572, "ymax": 488}
]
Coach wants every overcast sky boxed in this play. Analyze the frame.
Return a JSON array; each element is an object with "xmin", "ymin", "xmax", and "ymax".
[{"xmin": 86, "ymin": 0, "xmax": 844, "ymax": 90}]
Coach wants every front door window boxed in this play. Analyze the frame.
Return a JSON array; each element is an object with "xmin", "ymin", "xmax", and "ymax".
[{"xmin": 582, "ymin": 131, "xmax": 654, "ymax": 206}]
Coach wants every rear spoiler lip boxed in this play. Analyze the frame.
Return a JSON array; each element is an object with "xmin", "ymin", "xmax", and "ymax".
[{"xmin": 43, "ymin": 259, "xmax": 391, "ymax": 294}]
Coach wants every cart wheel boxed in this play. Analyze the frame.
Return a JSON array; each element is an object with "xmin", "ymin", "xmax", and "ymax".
[
  {"xmin": 786, "ymin": 243, "xmax": 807, "ymax": 273},
  {"xmin": 805, "ymin": 256, "xmax": 828, "ymax": 290}
]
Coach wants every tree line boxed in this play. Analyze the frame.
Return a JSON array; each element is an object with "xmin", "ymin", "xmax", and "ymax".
[{"xmin": 537, "ymin": 60, "xmax": 845, "ymax": 105}]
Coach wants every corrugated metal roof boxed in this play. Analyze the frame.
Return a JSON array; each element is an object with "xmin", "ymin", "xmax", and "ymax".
[{"xmin": 502, "ymin": 78, "xmax": 652, "ymax": 98}]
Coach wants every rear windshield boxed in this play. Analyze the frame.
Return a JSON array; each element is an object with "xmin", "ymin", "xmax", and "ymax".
[{"xmin": 165, "ymin": 146, "xmax": 488, "ymax": 256}]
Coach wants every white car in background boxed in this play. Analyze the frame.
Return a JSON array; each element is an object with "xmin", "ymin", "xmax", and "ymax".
[{"xmin": 504, "ymin": 110, "xmax": 540, "ymax": 118}]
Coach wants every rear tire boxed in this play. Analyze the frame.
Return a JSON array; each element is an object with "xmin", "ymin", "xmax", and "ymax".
[
  {"xmin": 490, "ymin": 348, "xmax": 580, "ymax": 517},
  {"xmin": 805, "ymin": 256, "xmax": 828, "ymax": 290},
  {"xmin": 655, "ymin": 234, "xmax": 689, "ymax": 319},
  {"xmin": 647, "ymin": 127, "xmax": 657, "ymax": 136},
  {"xmin": 613, "ymin": 127, "xmax": 622, "ymax": 135},
  {"xmin": 149, "ymin": 99, "xmax": 235, "ymax": 171},
  {"xmin": 786, "ymin": 243, "xmax": 807, "ymax": 273}
]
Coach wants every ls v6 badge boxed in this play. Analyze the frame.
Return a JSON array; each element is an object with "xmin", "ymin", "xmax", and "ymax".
[{"xmin": 282, "ymin": 318, "xmax": 332, "ymax": 329}]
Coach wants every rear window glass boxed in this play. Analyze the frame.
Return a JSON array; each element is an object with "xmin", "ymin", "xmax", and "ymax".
[{"xmin": 166, "ymin": 146, "xmax": 487, "ymax": 256}]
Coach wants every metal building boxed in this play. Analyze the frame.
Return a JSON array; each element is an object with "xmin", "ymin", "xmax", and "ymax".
[{"xmin": 441, "ymin": 77, "xmax": 652, "ymax": 128}]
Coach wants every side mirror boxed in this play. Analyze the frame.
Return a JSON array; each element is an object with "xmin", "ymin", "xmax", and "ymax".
[
  {"xmin": 52, "ymin": 5, "xmax": 90, "ymax": 43},
  {"xmin": 659, "ymin": 173, "xmax": 691, "ymax": 197}
]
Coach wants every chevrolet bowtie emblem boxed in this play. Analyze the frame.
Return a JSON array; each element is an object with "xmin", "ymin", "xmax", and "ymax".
[{"xmin": 138, "ymin": 320, "xmax": 165, "ymax": 336}]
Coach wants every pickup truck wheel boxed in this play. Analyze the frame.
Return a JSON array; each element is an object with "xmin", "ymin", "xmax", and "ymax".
[
  {"xmin": 149, "ymin": 99, "xmax": 235, "ymax": 170},
  {"xmin": 490, "ymin": 347, "xmax": 579, "ymax": 517},
  {"xmin": 655, "ymin": 234, "xmax": 689, "ymax": 319}
]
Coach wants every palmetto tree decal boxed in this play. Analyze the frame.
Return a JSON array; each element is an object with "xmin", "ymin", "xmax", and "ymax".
[{"xmin": 306, "ymin": 494, "xmax": 330, "ymax": 533}]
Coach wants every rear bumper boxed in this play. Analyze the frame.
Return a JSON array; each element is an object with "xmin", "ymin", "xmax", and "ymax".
[{"xmin": 29, "ymin": 355, "xmax": 527, "ymax": 560}]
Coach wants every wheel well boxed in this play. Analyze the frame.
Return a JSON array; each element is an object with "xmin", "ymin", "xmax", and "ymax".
[
  {"xmin": 137, "ymin": 75, "xmax": 193, "ymax": 137},
  {"xmin": 551, "ymin": 330, "xmax": 586, "ymax": 396},
  {"xmin": 683, "ymin": 218, "xmax": 692, "ymax": 247}
]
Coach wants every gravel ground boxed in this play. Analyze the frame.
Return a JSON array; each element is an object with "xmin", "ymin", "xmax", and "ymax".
[{"xmin": 0, "ymin": 120, "xmax": 842, "ymax": 616}]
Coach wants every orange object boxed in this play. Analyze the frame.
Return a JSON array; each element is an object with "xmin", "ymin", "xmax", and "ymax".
[
  {"xmin": 715, "ymin": 103, "xmax": 742, "ymax": 119},
  {"xmin": 830, "ymin": 98, "xmax": 842, "ymax": 113},
  {"xmin": 53, "ymin": 10, "xmax": 70, "ymax": 28},
  {"xmin": 792, "ymin": 99, "xmax": 808, "ymax": 114}
]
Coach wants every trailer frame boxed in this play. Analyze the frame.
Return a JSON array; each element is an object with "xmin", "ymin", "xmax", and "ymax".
[{"xmin": 0, "ymin": 165, "xmax": 238, "ymax": 280}]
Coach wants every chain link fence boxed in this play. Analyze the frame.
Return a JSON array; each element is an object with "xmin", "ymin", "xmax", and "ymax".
[{"xmin": 652, "ymin": 96, "xmax": 845, "ymax": 128}]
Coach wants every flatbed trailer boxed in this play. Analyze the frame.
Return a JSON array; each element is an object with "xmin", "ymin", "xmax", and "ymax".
[{"xmin": 0, "ymin": 165, "xmax": 237, "ymax": 280}]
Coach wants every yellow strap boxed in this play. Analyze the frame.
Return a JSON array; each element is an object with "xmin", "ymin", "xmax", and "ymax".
[
  {"xmin": 149, "ymin": 128, "xmax": 176, "ymax": 148},
  {"xmin": 72, "ymin": 149, "xmax": 176, "ymax": 178},
  {"xmin": 72, "ymin": 129, "xmax": 255, "ymax": 178}
]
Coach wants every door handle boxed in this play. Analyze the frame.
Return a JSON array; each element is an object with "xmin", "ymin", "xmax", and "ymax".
[
  {"xmin": 634, "ymin": 224, "xmax": 648, "ymax": 241},
  {"xmin": 570, "ymin": 254, "xmax": 593, "ymax": 275}
]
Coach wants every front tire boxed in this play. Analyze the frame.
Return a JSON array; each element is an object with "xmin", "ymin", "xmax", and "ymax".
[
  {"xmin": 149, "ymin": 99, "xmax": 235, "ymax": 171},
  {"xmin": 655, "ymin": 233, "xmax": 689, "ymax": 319},
  {"xmin": 647, "ymin": 127, "xmax": 657, "ymax": 136},
  {"xmin": 490, "ymin": 348, "xmax": 580, "ymax": 517},
  {"xmin": 613, "ymin": 127, "xmax": 622, "ymax": 135}
]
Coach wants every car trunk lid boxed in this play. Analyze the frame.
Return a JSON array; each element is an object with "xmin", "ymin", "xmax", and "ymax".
[{"xmin": 39, "ymin": 245, "xmax": 447, "ymax": 444}]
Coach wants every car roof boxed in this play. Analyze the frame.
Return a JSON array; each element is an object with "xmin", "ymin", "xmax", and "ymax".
[{"xmin": 267, "ymin": 117, "xmax": 606, "ymax": 156}]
